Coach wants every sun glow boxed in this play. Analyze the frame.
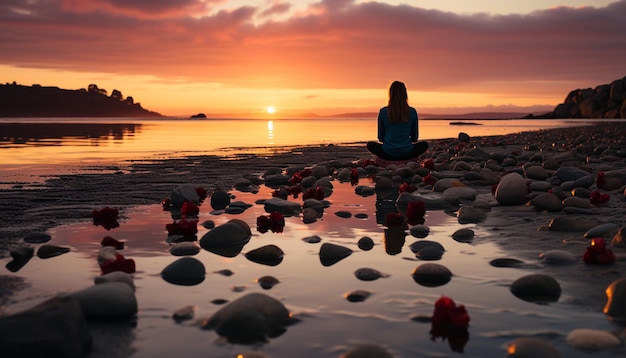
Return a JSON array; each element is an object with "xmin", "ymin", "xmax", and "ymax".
[{"xmin": 266, "ymin": 106, "xmax": 276, "ymax": 114}]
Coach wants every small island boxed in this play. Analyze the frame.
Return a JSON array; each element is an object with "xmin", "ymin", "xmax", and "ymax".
[{"xmin": 0, "ymin": 82, "xmax": 162, "ymax": 117}]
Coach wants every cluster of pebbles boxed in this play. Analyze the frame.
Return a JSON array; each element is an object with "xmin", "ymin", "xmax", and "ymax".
[{"xmin": 2, "ymin": 122, "xmax": 626, "ymax": 357}]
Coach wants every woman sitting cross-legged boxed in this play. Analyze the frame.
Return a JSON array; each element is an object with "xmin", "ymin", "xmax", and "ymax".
[{"xmin": 366, "ymin": 80, "xmax": 428, "ymax": 161}]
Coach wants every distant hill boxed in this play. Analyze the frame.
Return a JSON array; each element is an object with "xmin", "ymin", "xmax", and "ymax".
[
  {"xmin": 0, "ymin": 83, "xmax": 162, "ymax": 117},
  {"xmin": 308, "ymin": 111, "xmax": 533, "ymax": 120}
]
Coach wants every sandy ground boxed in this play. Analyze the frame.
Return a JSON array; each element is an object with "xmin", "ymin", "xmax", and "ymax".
[{"xmin": 2, "ymin": 122, "xmax": 626, "ymax": 312}]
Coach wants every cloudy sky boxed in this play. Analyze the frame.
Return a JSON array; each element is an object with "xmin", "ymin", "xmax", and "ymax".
[{"xmin": 1, "ymin": 0, "xmax": 624, "ymax": 117}]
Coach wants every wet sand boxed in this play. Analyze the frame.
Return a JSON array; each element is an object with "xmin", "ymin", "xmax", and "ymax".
[{"xmin": 1, "ymin": 122, "xmax": 626, "ymax": 313}]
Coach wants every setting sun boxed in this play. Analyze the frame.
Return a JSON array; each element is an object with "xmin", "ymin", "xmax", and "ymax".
[{"xmin": 266, "ymin": 106, "xmax": 276, "ymax": 114}]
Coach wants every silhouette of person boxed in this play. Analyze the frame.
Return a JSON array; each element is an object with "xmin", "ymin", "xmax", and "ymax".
[{"xmin": 367, "ymin": 81, "xmax": 428, "ymax": 160}]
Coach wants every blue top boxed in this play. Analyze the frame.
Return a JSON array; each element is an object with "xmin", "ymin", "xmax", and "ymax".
[{"xmin": 377, "ymin": 106, "xmax": 419, "ymax": 157}]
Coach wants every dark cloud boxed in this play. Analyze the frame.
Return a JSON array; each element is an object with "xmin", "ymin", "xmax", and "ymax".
[{"xmin": 0, "ymin": 0, "xmax": 624, "ymax": 94}]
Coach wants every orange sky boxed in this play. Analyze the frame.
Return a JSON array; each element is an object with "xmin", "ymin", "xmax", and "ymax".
[{"xmin": 1, "ymin": 0, "xmax": 624, "ymax": 117}]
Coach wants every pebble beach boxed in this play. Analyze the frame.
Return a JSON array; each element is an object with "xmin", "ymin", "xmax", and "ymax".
[{"xmin": 1, "ymin": 121, "xmax": 626, "ymax": 357}]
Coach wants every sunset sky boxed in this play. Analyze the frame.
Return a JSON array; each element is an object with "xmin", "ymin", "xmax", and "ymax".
[{"xmin": 1, "ymin": 0, "xmax": 625, "ymax": 118}]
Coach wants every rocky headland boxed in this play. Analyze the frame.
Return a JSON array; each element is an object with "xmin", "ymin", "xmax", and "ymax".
[
  {"xmin": 530, "ymin": 75, "xmax": 626, "ymax": 119},
  {"xmin": 0, "ymin": 83, "xmax": 162, "ymax": 117}
]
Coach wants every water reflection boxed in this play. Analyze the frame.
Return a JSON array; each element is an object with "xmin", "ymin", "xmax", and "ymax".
[{"xmin": 0, "ymin": 122, "xmax": 139, "ymax": 147}]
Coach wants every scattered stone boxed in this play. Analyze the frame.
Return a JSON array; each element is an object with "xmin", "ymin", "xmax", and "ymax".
[
  {"xmin": 530, "ymin": 193, "xmax": 563, "ymax": 212},
  {"xmin": 201, "ymin": 292, "xmax": 291, "ymax": 343},
  {"xmin": 354, "ymin": 267, "xmax": 390, "ymax": 281},
  {"xmin": 489, "ymin": 258, "xmax": 525, "ymax": 268},
  {"xmin": 6, "ymin": 246, "xmax": 34, "ymax": 272},
  {"xmin": 319, "ymin": 243, "xmax": 353, "ymax": 266},
  {"xmin": 584, "ymin": 223, "xmax": 619, "ymax": 238},
  {"xmin": 36, "ymin": 244, "xmax": 70, "ymax": 259},
  {"xmin": 510, "ymin": 274, "xmax": 561, "ymax": 303},
  {"xmin": 562, "ymin": 196, "xmax": 590, "ymax": 208},
  {"xmin": 23, "ymin": 232, "xmax": 51, "ymax": 243},
  {"xmin": 358, "ymin": 236, "xmax": 374, "ymax": 250},
  {"xmin": 201, "ymin": 220, "xmax": 215, "ymax": 229},
  {"xmin": 214, "ymin": 269, "xmax": 234, "ymax": 277},
  {"xmin": 506, "ymin": 337, "xmax": 560, "ymax": 358},
  {"xmin": 210, "ymin": 190, "xmax": 231, "ymax": 210},
  {"xmin": 344, "ymin": 290, "xmax": 372, "ymax": 303},
  {"xmin": 161, "ymin": 257, "xmax": 206, "ymax": 285},
  {"xmin": 409, "ymin": 225, "xmax": 430, "ymax": 238},
  {"xmin": 452, "ymin": 228, "xmax": 474, "ymax": 243},
  {"xmin": 264, "ymin": 174, "xmax": 291, "ymax": 187},
  {"xmin": 263, "ymin": 197, "xmax": 302, "ymax": 216},
  {"xmin": 170, "ymin": 241, "xmax": 200, "ymax": 256},
  {"xmin": 173, "ymin": 305, "xmax": 195, "ymax": 322},
  {"xmin": 354, "ymin": 213, "xmax": 368, "ymax": 219},
  {"xmin": 170, "ymin": 184, "xmax": 201, "ymax": 209},
  {"xmin": 566, "ymin": 329, "xmax": 621, "ymax": 350},
  {"xmin": 68, "ymin": 282, "xmax": 138, "ymax": 320},
  {"xmin": 335, "ymin": 210, "xmax": 352, "ymax": 218},
  {"xmin": 355, "ymin": 185, "xmax": 376, "ymax": 197},
  {"xmin": 604, "ymin": 277, "xmax": 626, "ymax": 322},
  {"xmin": 495, "ymin": 172, "xmax": 528, "ymax": 205},
  {"xmin": 556, "ymin": 167, "xmax": 591, "ymax": 182},
  {"xmin": 457, "ymin": 206, "xmax": 486, "ymax": 223},
  {"xmin": 411, "ymin": 263, "xmax": 452, "ymax": 287},
  {"xmin": 433, "ymin": 178, "xmax": 465, "ymax": 193},
  {"xmin": 257, "ymin": 275, "xmax": 280, "ymax": 289},
  {"xmin": 529, "ymin": 181, "xmax": 552, "ymax": 192},
  {"xmin": 525, "ymin": 166, "xmax": 550, "ymax": 180},
  {"xmin": 443, "ymin": 186, "xmax": 477, "ymax": 203},
  {"xmin": 0, "ymin": 296, "xmax": 92, "ymax": 358},
  {"xmin": 409, "ymin": 240, "xmax": 445, "ymax": 254},
  {"xmin": 416, "ymin": 246, "xmax": 444, "ymax": 260},
  {"xmin": 199, "ymin": 220, "xmax": 251, "ymax": 250},
  {"xmin": 302, "ymin": 235, "xmax": 322, "ymax": 243},
  {"xmin": 539, "ymin": 250, "xmax": 577, "ymax": 265},
  {"xmin": 245, "ymin": 245, "xmax": 285, "ymax": 266}
]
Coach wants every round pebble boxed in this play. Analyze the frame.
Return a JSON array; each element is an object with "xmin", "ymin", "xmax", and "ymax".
[
  {"xmin": 411, "ymin": 263, "xmax": 452, "ymax": 287},
  {"xmin": 354, "ymin": 268, "xmax": 389, "ymax": 281},
  {"xmin": 357, "ymin": 236, "xmax": 374, "ymax": 250},
  {"xmin": 344, "ymin": 290, "xmax": 372, "ymax": 303},
  {"xmin": 161, "ymin": 257, "xmax": 206, "ymax": 286},
  {"xmin": 510, "ymin": 274, "xmax": 561, "ymax": 303},
  {"xmin": 566, "ymin": 328, "xmax": 621, "ymax": 350}
]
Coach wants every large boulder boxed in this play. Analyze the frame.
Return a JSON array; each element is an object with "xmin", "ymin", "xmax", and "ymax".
[
  {"xmin": 0, "ymin": 296, "xmax": 92, "ymax": 358},
  {"xmin": 201, "ymin": 293, "xmax": 291, "ymax": 343},
  {"xmin": 495, "ymin": 173, "xmax": 528, "ymax": 205}
]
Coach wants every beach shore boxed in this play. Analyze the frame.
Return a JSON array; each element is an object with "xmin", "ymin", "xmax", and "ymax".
[{"xmin": 1, "ymin": 122, "xmax": 626, "ymax": 313}]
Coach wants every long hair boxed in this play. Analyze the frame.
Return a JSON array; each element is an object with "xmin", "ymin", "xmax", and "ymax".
[{"xmin": 387, "ymin": 81, "xmax": 409, "ymax": 123}]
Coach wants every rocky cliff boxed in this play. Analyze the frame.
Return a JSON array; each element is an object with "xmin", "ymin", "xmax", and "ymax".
[{"xmin": 533, "ymin": 76, "xmax": 626, "ymax": 119}]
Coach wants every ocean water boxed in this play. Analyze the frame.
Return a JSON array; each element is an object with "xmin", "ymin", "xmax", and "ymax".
[
  {"xmin": 1, "ymin": 117, "xmax": 625, "ymax": 357},
  {"xmin": 0, "ymin": 117, "xmax": 598, "ymax": 167}
]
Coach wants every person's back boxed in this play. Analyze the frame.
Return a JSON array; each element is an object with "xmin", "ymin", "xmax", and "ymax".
[
  {"xmin": 367, "ymin": 81, "xmax": 428, "ymax": 161},
  {"xmin": 379, "ymin": 106, "xmax": 418, "ymax": 158}
]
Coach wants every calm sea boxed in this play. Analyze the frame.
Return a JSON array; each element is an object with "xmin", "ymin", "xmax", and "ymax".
[{"xmin": 0, "ymin": 117, "xmax": 599, "ymax": 169}]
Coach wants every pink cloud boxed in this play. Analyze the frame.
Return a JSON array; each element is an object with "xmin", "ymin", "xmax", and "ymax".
[{"xmin": 0, "ymin": 0, "xmax": 624, "ymax": 96}]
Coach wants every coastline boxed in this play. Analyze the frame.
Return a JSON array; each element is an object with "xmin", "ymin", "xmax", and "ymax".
[
  {"xmin": 1, "ymin": 122, "xmax": 625, "ymax": 258},
  {"xmin": 2, "ymin": 122, "xmax": 626, "ymax": 356}
]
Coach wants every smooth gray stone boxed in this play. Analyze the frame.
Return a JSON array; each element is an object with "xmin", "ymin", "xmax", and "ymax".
[
  {"xmin": 201, "ymin": 293, "xmax": 290, "ymax": 342},
  {"xmin": 0, "ymin": 296, "xmax": 92, "ymax": 358},
  {"xmin": 161, "ymin": 257, "xmax": 206, "ymax": 286}
]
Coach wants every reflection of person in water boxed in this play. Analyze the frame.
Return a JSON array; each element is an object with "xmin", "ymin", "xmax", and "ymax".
[
  {"xmin": 384, "ymin": 226, "xmax": 406, "ymax": 255},
  {"xmin": 367, "ymin": 81, "xmax": 428, "ymax": 161}
]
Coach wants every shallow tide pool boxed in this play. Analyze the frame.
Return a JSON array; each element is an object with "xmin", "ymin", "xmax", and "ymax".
[{"xmin": 2, "ymin": 179, "xmax": 623, "ymax": 357}]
